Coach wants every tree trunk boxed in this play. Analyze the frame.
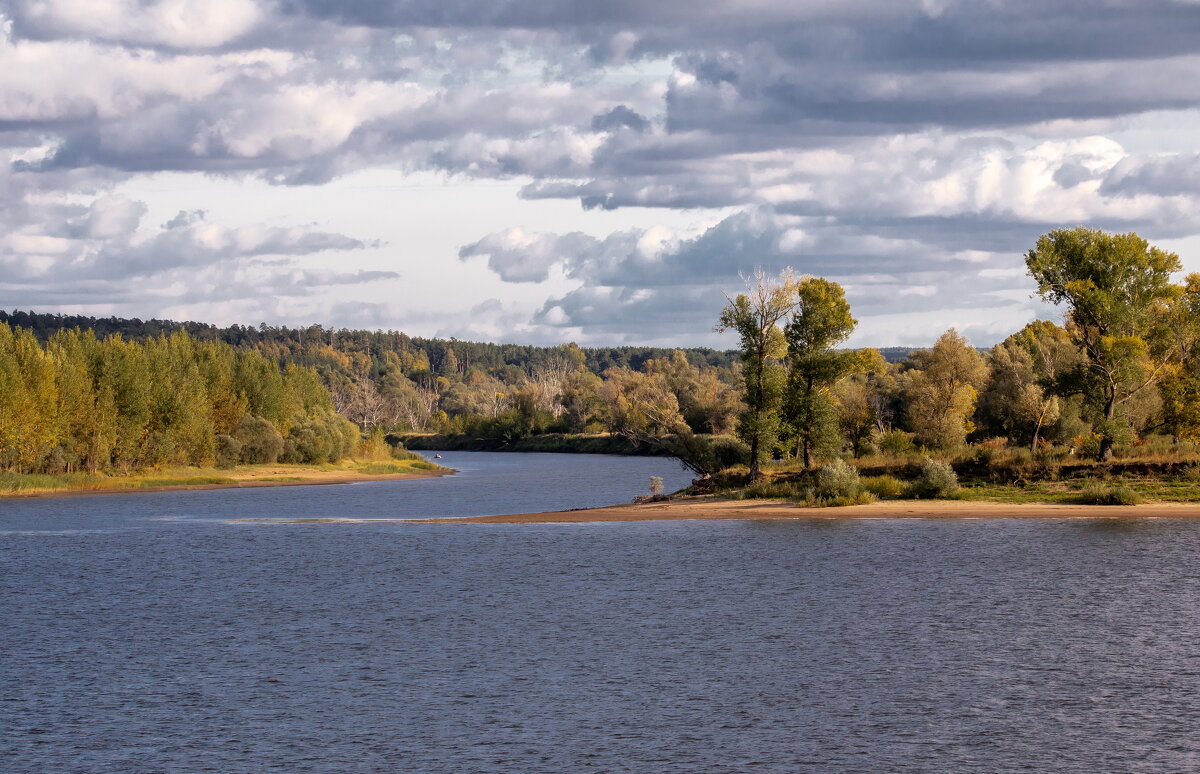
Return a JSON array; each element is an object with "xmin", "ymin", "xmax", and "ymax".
[
  {"xmin": 803, "ymin": 437, "xmax": 813, "ymax": 469},
  {"xmin": 749, "ymin": 359, "xmax": 765, "ymax": 480},
  {"xmin": 1098, "ymin": 392, "xmax": 1117, "ymax": 461}
]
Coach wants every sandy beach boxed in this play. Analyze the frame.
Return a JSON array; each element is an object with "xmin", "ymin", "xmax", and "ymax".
[{"xmin": 412, "ymin": 497, "xmax": 1200, "ymax": 524}]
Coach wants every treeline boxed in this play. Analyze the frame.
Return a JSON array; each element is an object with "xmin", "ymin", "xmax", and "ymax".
[
  {"xmin": 7, "ymin": 227, "xmax": 1193, "ymax": 479},
  {"xmin": 0, "ymin": 310, "xmax": 738, "ymax": 375},
  {"xmin": 719, "ymin": 227, "xmax": 1200, "ymax": 478},
  {"xmin": 0, "ymin": 325, "xmax": 357, "ymax": 475},
  {"xmin": 0, "ymin": 310, "xmax": 744, "ymax": 442}
]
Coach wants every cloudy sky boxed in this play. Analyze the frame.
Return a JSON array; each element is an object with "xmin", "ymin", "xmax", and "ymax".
[{"xmin": 3, "ymin": 0, "xmax": 1200, "ymax": 347}]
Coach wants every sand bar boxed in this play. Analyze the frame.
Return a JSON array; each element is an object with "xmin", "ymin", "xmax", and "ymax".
[{"xmin": 412, "ymin": 497, "xmax": 1200, "ymax": 524}]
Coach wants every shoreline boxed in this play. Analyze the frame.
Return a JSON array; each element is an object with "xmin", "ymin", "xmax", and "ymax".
[
  {"xmin": 411, "ymin": 497, "xmax": 1200, "ymax": 524},
  {"xmin": 0, "ymin": 465, "xmax": 453, "ymax": 500}
]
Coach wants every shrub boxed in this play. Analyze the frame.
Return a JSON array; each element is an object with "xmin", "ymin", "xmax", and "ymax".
[
  {"xmin": 878, "ymin": 429, "xmax": 916, "ymax": 457},
  {"xmin": 803, "ymin": 490, "xmax": 877, "ymax": 507},
  {"xmin": 284, "ymin": 412, "xmax": 358, "ymax": 464},
  {"xmin": 862, "ymin": 474, "xmax": 906, "ymax": 499},
  {"xmin": 214, "ymin": 435, "xmax": 241, "ymax": 469},
  {"xmin": 356, "ymin": 429, "xmax": 392, "ymax": 462},
  {"xmin": 971, "ymin": 445, "xmax": 998, "ymax": 467},
  {"xmin": 741, "ymin": 479, "xmax": 803, "ymax": 499},
  {"xmin": 814, "ymin": 459, "xmax": 862, "ymax": 500},
  {"xmin": 907, "ymin": 458, "xmax": 959, "ymax": 498},
  {"xmin": 649, "ymin": 476, "xmax": 664, "ymax": 496},
  {"xmin": 390, "ymin": 445, "xmax": 426, "ymax": 462},
  {"xmin": 708, "ymin": 435, "xmax": 751, "ymax": 470},
  {"xmin": 1034, "ymin": 445, "xmax": 1069, "ymax": 463},
  {"xmin": 1077, "ymin": 483, "xmax": 1142, "ymax": 506},
  {"xmin": 1072, "ymin": 434, "xmax": 1102, "ymax": 460},
  {"xmin": 1007, "ymin": 447, "xmax": 1033, "ymax": 465},
  {"xmin": 233, "ymin": 415, "xmax": 284, "ymax": 464}
]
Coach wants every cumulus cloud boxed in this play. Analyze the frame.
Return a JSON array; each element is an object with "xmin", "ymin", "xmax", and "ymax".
[
  {"xmin": 9, "ymin": 0, "xmax": 265, "ymax": 49},
  {"xmin": 4, "ymin": 0, "xmax": 1200, "ymax": 343}
]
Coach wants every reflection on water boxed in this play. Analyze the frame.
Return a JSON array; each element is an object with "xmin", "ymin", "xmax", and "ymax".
[{"xmin": 4, "ymin": 453, "xmax": 1200, "ymax": 772}]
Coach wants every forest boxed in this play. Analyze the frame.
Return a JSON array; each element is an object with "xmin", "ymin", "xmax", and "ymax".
[
  {"xmin": 0, "ymin": 326, "xmax": 358, "ymax": 474},
  {"xmin": 4, "ymin": 227, "xmax": 1200, "ymax": 487}
]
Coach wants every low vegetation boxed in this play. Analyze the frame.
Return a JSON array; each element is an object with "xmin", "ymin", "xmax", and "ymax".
[{"xmin": 0, "ymin": 456, "xmax": 444, "ymax": 497}]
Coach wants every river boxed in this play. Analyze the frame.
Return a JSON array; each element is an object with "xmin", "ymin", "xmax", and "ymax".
[{"xmin": 3, "ymin": 452, "xmax": 1200, "ymax": 772}]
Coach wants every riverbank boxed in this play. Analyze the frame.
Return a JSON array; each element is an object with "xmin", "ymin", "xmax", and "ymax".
[
  {"xmin": 393, "ymin": 432, "xmax": 674, "ymax": 456},
  {"xmin": 0, "ymin": 459, "xmax": 453, "ymax": 499},
  {"xmin": 413, "ymin": 496, "xmax": 1200, "ymax": 523}
]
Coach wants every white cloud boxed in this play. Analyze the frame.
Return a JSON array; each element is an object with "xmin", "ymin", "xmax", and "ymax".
[{"xmin": 4, "ymin": 0, "xmax": 1200, "ymax": 345}]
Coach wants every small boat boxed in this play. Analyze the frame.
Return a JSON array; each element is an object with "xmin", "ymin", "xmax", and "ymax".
[{"xmin": 434, "ymin": 453, "xmax": 442, "ymax": 459}]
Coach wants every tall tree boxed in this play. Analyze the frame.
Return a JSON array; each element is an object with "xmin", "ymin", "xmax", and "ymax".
[
  {"xmin": 903, "ymin": 329, "xmax": 988, "ymax": 450},
  {"xmin": 978, "ymin": 322, "xmax": 1081, "ymax": 450},
  {"xmin": 1157, "ymin": 275, "xmax": 1200, "ymax": 442},
  {"xmin": 1026, "ymin": 227, "xmax": 1193, "ymax": 460},
  {"xmin": 833, "ymin": 349, "xmax": 889, "ymax": 457},
  {"xmin": 717, "ymin": 269, "xmax": 800, "ymax": 479},
  {"xmin": 783, "ymin": 278, "xmax": 859, "ymax": 468}
]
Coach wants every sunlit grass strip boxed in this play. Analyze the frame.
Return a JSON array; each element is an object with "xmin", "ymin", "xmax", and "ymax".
[{"xmin": 0, "ymin": 458, "xmax": 450, "ymax": 496}]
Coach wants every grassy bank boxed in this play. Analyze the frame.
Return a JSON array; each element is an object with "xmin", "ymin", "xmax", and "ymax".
[
  {"xmin": 0, "ymin": 457, "xmax": 451, "ymax": 498},
  {"xmin": 694, "ymin": 449, "xmax": 1200, "ymax": 508}
]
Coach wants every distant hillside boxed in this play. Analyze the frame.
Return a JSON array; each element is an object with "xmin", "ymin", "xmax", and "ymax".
[
  {"xmin": 877, "ymin": 346, "xmax": 917, "ymax": 364},
  {"xmin": 0, "ymin": 310, "xmax": 958, "ymax": 372},
  {"xmin": 0, "ymin": 309, "xmax": 741, "ymax": 375}
]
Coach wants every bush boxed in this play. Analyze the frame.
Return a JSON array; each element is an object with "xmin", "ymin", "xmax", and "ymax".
[
  {"xmin": 907, "ymin": 458, "xmax": 959, "ymax": 498},
  {"xmin": 708, "ymin": 435, "xmax": 751, "ymax": 470},
  {"xmin": 862, "ymin": 474, "xmax": 906, "ymax": 499},
  {"xmin": 284, "ymin": 412, "xmax": 359, "ymax": 464},
  {"xmin": 1007, "ymin": 447, "xmax": 1033, "ymax": 465},
  {"xmin": 390, "ymin": 445, "xmax": 426, "ymax": 462},
  {"xmin": 214, "ymin": 435, "xmax": 241, "ymax": 469},
  {"xmin": 814, "ymin": 459, "xmax": 862, "ymax": 500},
  {"xmin": 878, "ymin": 429, "xmax": 916, "ymax": 457},
  {"xmin": 971, "ymin": 445, "xmax": 998, "ymax": 467},
  {"xmin": 1072, "ymin": 434, "xmax": 1102, "ymax": 460},
  {"xmin": 740, "ymin": 479, "xmax": 804, "ymax": 499},
  {"xmin": 1077, "ymin": 483, "xmax": 1142, "ymax": 506},
  {"xmin": 803, "ymin": 491, "xmax": 876, "ymax": 507},
  {"xmin": 233, "ymin": 415, "xmax": 284, "ymax": 464},
  {"xmin": 356, "ymin": 429, "xmax": 391, "ymax": 462}
]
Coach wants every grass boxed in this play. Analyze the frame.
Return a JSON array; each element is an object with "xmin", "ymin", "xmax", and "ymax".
[
  {"xmin": 956, "ymin": 479, "xmax": 1198, "ymax": 504},
  {"xmin": 713, "ymin": 442, "xmax": 1200, "ymax": 507},
  {"xmin": 354, "ymin": 460, "xmax": 438, "ymax": 475},
  {"xmin": 0, "ymin": 457, "xmax": 450, "ymax": 497}
]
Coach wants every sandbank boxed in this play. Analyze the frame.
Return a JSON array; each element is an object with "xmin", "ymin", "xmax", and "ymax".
[{"xmin": 412, "ymin": 497, "xmax": 1200, "ymax": 523}]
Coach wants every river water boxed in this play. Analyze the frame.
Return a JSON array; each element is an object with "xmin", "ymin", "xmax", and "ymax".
[{"xmin": 3, "ymin": 452, "xmax": 1200, "ymax": 772}]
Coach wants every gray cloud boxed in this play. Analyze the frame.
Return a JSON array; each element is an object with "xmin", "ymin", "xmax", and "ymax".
[{"xmin": 4, "ymin": 0, "xmax": 1200, "ymax": 343}]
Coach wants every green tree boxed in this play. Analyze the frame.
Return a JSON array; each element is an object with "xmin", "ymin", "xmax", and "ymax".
[
  {"xmin": 717, "ymin": 268, "xmax": 800, "ymax": 479},
  {"xmin": 1158, "ymin": 275, "xmax": 1200, "ymax": 442},
  {"xmin": 1026, "ymin": 227, "xmax": 1193, "ymax": 460},
  {"xmin": 783, "ymin": 278, "xmax": 860, "ymax": 468},
  {"xmin": 599, "ymin": 367, "xmax": 714, "ymax": 475},
  {"xmin": 903, "ymin": 330, "xmax": 987, "ymax": 450},
  {"xmin": 833, "ymin": 349, "xmax": 888, "ymax": 457}
]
